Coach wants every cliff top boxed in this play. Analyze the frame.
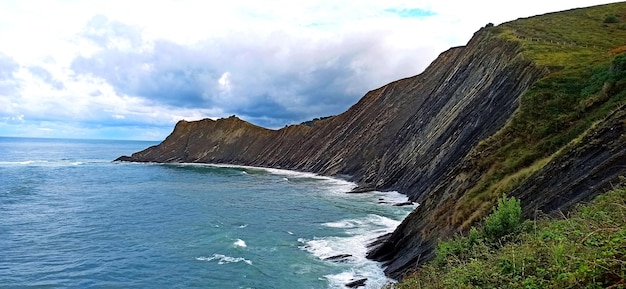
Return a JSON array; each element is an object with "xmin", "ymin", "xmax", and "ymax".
[{"xmin": 449, "ymin": 1, "xmax": 626, "ymax": 229}]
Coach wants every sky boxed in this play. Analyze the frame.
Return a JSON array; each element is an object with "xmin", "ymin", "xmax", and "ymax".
[{"xmin": 0, "ymin": 0, "xmax": 619, "ymax": 140}]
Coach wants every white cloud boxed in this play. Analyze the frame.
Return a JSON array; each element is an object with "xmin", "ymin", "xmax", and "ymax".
[{"xmin": 218, "ymin": 72, "xmax": 232, "ymax": 95}]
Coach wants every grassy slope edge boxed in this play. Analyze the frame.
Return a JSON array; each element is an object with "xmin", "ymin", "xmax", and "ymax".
[
  {"xmin": 392, "ymin": 180, "xmax": 626, "ymax": 288},
  {"xmin": 446, "ymin": 2, "xmax": 626, "ymax": 232},
  {"xmin": 390, "ymin": 3, "xmax": 626, "ymax": 287}
]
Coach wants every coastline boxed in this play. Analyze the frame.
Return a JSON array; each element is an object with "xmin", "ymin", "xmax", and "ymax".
[{"xmin": 126, "ymin": 161, "xmax": 416, "ymax": 288}]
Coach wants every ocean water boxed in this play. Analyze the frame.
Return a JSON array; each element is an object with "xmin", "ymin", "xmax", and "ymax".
[{"xmin": 0, "ymin": 137, "xmax": 415, "ymax": 289}]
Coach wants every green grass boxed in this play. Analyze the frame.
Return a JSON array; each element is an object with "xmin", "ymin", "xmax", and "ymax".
[
  {"xmin": 390, "ymin": 181, "xmax": 626, "ymax": 289},
  {"xmin": 450, "ymin": 2, "xmax": 626, "ymax": 228}
]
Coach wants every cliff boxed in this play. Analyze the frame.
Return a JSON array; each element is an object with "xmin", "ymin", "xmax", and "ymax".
[
  {"xmin": 118, "ymin": 28, "xmax": 545, "ymax": 193},
  {"xmin": 117, "ymin": 2, "xmax": 626, "ymax": 280}
]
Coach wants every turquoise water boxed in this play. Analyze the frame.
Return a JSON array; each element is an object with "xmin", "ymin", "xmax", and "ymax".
[{"xmin": 0, "ymin": 137, "xmax": 415, "ymax": 288}]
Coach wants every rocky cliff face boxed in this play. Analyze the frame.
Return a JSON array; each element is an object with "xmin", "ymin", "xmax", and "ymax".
[
  {"xmin": 118, "ymin": 28, "xmax": 545, "ymax": 197},
  {"xmin": 117, "ymin": 27, "xmax": 548, "ymax": 276},
  {"xmin": 366, "ymin": 105, "xmax": 626, "ymax": 278},
  {"xmin": 117, "ymin": 8, "xmax": 626, "ymax": 280}
]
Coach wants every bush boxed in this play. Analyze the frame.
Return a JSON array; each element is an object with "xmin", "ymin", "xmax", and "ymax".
[
  {"xmin": 483, "ymin": 194, "xmax": 522, "ymax": 240},
  {"xmin": 610, "ymin": 53, "xmax": 626, "ymax": 81},
  {"xmin": 433, "ymin": 196, "xmax": 522, "ymax": 269},
  {"xmin": 604, "ymin": 14, "xmax": 619, "ymax": 23},
  {"xmin": 393, "ymin": 185, "xmax": 626, "ymax": 289}
]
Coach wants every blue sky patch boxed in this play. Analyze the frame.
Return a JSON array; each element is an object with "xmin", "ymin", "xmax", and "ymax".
[{"xmin": 385, "ymin": 8, "xmax": 435, "ymax": 18}]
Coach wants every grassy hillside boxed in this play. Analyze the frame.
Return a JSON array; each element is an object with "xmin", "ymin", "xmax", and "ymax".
[
  {"xmin": 391, "ymin": 180, "xmax": 626, "ymax": 288},
  {"xmin": 450, "ymin": 2, "xmax": 626, "ymax": 230},
  {"xmin": 388, "ymin": 3, "xmax": 626, "ymax": 287}
]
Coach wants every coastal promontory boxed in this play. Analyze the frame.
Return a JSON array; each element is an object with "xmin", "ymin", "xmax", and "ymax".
[{"xmin": 117, "ymin": 2, "xmax": 626, "ymax": 280}]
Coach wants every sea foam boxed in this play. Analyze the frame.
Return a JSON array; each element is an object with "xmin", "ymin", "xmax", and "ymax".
[
  {"xmin": 155, "ymin": 162, "xmax": 409, "ymax": 288},
  {"xmin": 209, "ymin": 163, "xmax": 358, "ymax": 193},
  {"xmin": 196, "ymin": 254, "xmax": 252, "ymax": 265},
  {"xmin": 0, "ymin": 159, "xmax": 93, "ymax": 167},
  {"xmin": 233, "ymin": 239, "xmax": 247, "ymax": 248},
  {"xmin": 299, "ymin": 213, "xmax": 405, "ymax": 288}
]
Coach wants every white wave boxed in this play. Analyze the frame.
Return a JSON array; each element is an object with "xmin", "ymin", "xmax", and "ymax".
[
  {"xmin": 372, "ymin": 191, "xmax": 419, "ymax": 207},
  {"xmin": 0, "ymin": 160, "xmax": 43, "ymax": 165},
  {"xmin": 196, "ymin": 254, "xmax": 252, "ymax": 265},
  {"xmin": 170, "ymin": 162, "xmax": 359, "ymax": 195},
  {"xmin": 167, "ymin": 162, "xmax": 408, "ymax": 288},
  {"xmin": 233, "ymin": 239, "xmax": 247, "ymax": 248},
  {"xmin": 323, "ymin": 219, "xmax": 359, "ymax": 229},
  {"xmin": 323, "ymin": 215, "xmax": 400, "ymax": 234},
  {"xmin": 207, "ymin": 163, "xmax": 357, "ymax": 193},
  {"xmin": 300, "ymin": 214, "xmax": 404, "ymax": 288},
  {"xmin": 287, "ymin": 231, "xmax": 294, "ymax": 235},
  {"xmin": 0, "ymin": 160, "xmax": 89, "ymax": 167},
  {"xmin": 300, "ymin": 233, "xmax": 392, "ymax": 288},
  {"xmin": 326, "ymin": 270, "xmax": 391, "ymax": 289}
]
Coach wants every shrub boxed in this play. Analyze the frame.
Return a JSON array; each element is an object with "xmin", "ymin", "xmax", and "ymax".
[
  {"xmin": 610, "ymin": 53, "xmax": 626, "ymax": 81},
  {"xmin": 483, "ymin": 194, "xmax": 522, "ymax": 240},
  {"xmin": 393, "ymin": 185, "xmax": 626, "ymax": 289},
  {"xmin": 604, "ymin": 14, "xmax": 619, "ymax": 23}
]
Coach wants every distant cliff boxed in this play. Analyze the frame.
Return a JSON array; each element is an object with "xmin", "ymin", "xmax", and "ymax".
[
  {"xmin": 117, "ymin": 2, "xmax": 626, "ymax": 280},
  {"xmin": 117, "ymin": 28, "xmax": 545, "ymax": 194}
]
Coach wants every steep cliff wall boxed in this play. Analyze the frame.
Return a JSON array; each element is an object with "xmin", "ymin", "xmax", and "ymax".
[
  {"xmin": 117, "ymin": 28, "xmax": 548, "ymax": 280},
  {"xmin": 118, "ymin": 28, "xmax": 546, "ymax": 199},
  {"xmin": 366, "ymin": 2, "xmax": 626, "ymax": 278},
  {"xmin": 367, "ymin": 105, "xmax": 626, "ymax": 279},
  {"xmin": 117, "ymin": 2, "xmax": 626, "ymax": 281}
]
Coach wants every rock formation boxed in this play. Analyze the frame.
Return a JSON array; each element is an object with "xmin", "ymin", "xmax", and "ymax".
[
  {"xmin": 117, "ymin": 28, "xmax": 545, "ymax": 196},
  {"xmin": 117, "ymin": 2, "xmax": 626, "ymax": 280},
  {"xmin": 367, "ymin": 105, "xmax": 626, "ymax": 279}
]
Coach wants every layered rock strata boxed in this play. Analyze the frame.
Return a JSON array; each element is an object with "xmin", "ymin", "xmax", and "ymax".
[
  {"xmin": 118, "ymin": 28, "xmax": 544, "ymax": 199},
  {"xmin": 117, "ymin": 22, "xmax": 626, "ymax": 279}
]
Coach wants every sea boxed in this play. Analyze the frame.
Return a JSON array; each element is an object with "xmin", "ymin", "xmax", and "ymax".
[{"xmin": 0, "ymin": 137, "xmax": 416, "ymax": 289}]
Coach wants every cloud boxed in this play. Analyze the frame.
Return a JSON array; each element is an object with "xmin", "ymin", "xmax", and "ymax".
[
  {"xmin": 27, "ymin": 66, "xmax": 65, "ymax": 90},
  {"xmin": 71, "ymin": 41, "xmax": 219, "ymax": 109},
  {"xmin": 0, "ymin": 0, "xmax": 619, "ymax": 139},
  {"xmin": 69, "ymin": 15, "xmax": 438, "ymax": 128},
  {"xmin": 81, "ymin": 14, "xmax": 144, "ymax": 50},
  {"xmin": 0, "ymin": 52, "xmax": 20, "ymax": 95},
  {"xmin": 218, "ymin": 72, "xmax": 232, "ymax": 95}
]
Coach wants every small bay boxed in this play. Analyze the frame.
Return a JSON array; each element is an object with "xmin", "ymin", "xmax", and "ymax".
[{"xmin": 0, "ymin": 137, "xmax": 415, "ymax": 288}]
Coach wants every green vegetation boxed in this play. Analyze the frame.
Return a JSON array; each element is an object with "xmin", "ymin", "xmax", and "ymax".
[
  {"xmin": 299, "ymin": 115, "xmax": 334, "ymax": 127},
  {"xmin": 390, "ymin": 183, "xmax": 626, "ymax": 288},
  {"xmin": 450, "ymin": 2, "xmax": 626, "ymax": 230},
  {"xmin": 483, "ymin": 194, "xmax": 522, "ymax": 240},
  {"xmin": 402, "ymin": 4, "xmax": 626, "ymax": 286},
  {"xmin": 605, "ymin": 14, "xmax": 620, "ymax": 24}
]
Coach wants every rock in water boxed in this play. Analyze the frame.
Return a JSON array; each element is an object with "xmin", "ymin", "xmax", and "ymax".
[
  {"xmin": 392, "ymin": 201, "xmax": 414, "ymax": 207},
  {"xmin": 323, "ymin": 254, "xmax": 354, "ymax": 263},
  {"xmin": 345, "ymin": 278, "xmax": 367, "ymax": 288}
]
